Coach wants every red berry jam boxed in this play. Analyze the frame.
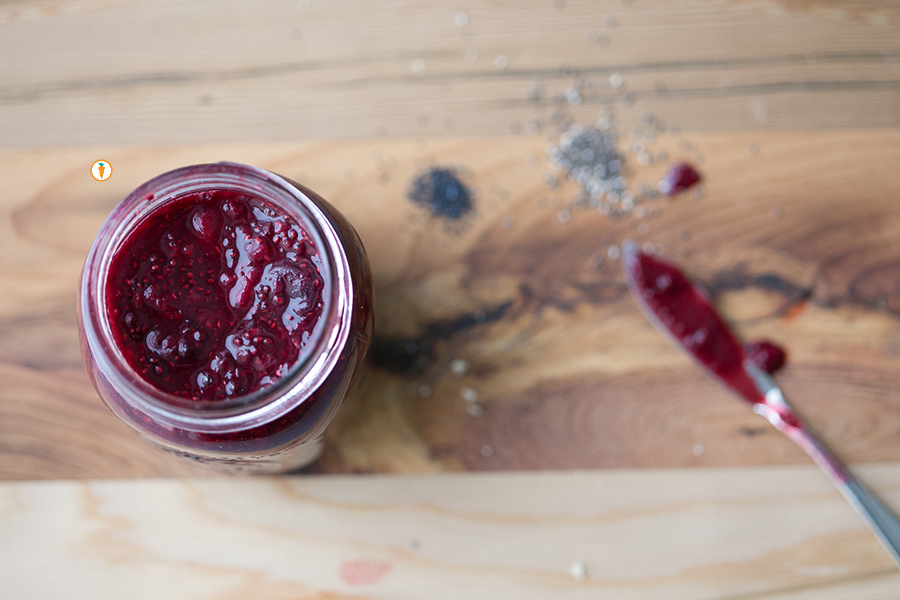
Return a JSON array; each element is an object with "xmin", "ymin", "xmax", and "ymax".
[
  {"xmin": 658, "ymin": 162, "xmax": 702, "ymax": 197},
  {"xmin": 79, "ymin": 163, "xmax": 373, "ymax": 473},
  {"xmin": 744, "ymin": 340, "xmax": 787, "ymax": 375},
  {"xmin": 106, "ymin": 189, "xmax": 324, "ymax": 401},
  {"xmin": 623, "ymin": 246, "xmax": 766, "ymax": 403}
]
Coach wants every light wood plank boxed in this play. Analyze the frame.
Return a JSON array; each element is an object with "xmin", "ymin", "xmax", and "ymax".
[
  {"xmin": 1, "ymin": 465, "xmax": 899, "ymax": 599},
  {"xmin": 2, "ymin": 0, "xmax": 900, "ymax": 148}
]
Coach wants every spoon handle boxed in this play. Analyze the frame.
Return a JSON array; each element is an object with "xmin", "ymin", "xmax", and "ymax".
[
  {"xmin": 841, "ymin": 477, "xmax": 900, "ymax": 567},
  {"xmin": 753, "ymin": 389, "xmax": 900, "ymax": 569}
]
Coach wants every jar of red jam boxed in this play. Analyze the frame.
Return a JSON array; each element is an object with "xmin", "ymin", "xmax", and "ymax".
[{"xmin": 78, "ymin": 162, "xmax": 373, "ymax": 473}]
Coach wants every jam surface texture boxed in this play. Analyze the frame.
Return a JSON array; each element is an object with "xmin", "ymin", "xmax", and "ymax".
[{"xmin": 106, "ymin": 188, "xmax": 325, "ymax": 401}]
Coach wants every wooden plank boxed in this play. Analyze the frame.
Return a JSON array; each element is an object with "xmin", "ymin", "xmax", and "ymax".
[
  {"xmin": 1, "ymin": 465, "xmax": 899, "ymax": 599},
  {"xmin": 2, "ymin": 131, "xmax": 900, "ymax": 480},
  {"xmin": 3, "ymin": 0, "xmax": 900, "ymax": 148}
]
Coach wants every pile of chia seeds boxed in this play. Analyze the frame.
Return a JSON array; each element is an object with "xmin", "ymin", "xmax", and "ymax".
[
  {"xmin": 548, "ymin": 123, "xmax": 629, "ymax": 213},
  {"xmin": 408, "ymin": 167, "xmax": 473, "ymax": 220},
  {"xmin": 545, "ymin": 107, "xmax": 701, "ymax": 221}
]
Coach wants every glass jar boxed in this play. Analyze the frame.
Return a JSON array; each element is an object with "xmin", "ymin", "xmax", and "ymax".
[{"xmin": 78, "ymin": 162, "xmax": 373, "ymax": 474}]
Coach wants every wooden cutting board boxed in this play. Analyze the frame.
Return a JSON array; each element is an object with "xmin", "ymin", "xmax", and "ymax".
[{"xmin": 3, "ymin": 131, "xmax": 900, "ymax": 480}]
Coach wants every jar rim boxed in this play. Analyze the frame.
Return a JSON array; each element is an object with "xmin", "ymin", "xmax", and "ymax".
[{"xmin": 80, "ymin": 162, "xmax": 353, "ymax": 434}]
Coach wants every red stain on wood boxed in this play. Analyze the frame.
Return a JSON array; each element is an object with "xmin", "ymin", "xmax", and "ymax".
[
  {"xmin": 339, "ymin": 559, "xmax": 392, "ymax": 585},
  {"xmin": 783, "ymin": 298, "xmax": 808, "ymax": 321}
]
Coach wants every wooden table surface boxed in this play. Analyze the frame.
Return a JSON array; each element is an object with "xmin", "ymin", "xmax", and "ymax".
[{"xmin": 3, "ymin": 0, "xmax": 900, "ymax": 597}]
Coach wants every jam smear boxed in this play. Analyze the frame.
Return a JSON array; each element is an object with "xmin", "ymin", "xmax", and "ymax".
[
  {"xmin": 624, "ymin": 247, "xmax": 786, "ymax": 404},
  {"xmin": 658, "ymin": 162, "xmax": 702, "ymax": 197},
  {"xmin": 745, "ymin": 340, "xmax": 787, "ymax": 375},
  {"xmin": 106, "ymin": 189, "xmax": 324, "ymax": 401}
]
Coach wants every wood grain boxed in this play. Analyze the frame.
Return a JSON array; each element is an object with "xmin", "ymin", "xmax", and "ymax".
[
  {"xmin": 2, "ymin": 131, "xmax": 900, "ymax": 480},
  {"xmin": 1, "ymin": 465, "xmax": 899, "ymax": 599},
  {"xmin": 3, "ymin": 0, "xmax": 900, "ymax": 148}
]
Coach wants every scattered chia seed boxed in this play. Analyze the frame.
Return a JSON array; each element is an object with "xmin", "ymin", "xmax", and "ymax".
[
  {"xmin": 460, "ymin": 387, "xmax": 478, "ymax": 403},
  {"xmin": 418, "ymin": 384, "xmax": 432, "ymax": 397},
  {"xmin": 450, "ymin": 359, "xmax": 470, "ymax": 377},
  {"xmin": 481, "ymin": 444, "xmax": 495, "ymax": 457},
  {"xmin": 543, "ymin": 172, "xmax": 560, "ymax": 189},
  {"xmin": 693, "ymin": 444, "xmax": 705, "ymax": 456},
  {"xmin": 570, "ymin": 561, "xmax": 588, "ymax": 582},
  {"xmin": 565, "ymin": 88, "xmax": 582, "ymax": 105},
  {"xmin": 408, "ymin": 167, "xmax": 473, "ymax": 219},
  {"xmin": 466, "ymin": 404, "xmax": 484, "ymax": 417}
]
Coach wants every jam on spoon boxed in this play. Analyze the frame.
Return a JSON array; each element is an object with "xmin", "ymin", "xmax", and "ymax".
[{"xmin": 622, "ymin": 243, "xmax": 784, "ymax": 404}]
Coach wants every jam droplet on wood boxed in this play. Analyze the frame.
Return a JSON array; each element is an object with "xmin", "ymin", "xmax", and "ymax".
[
  {"xmin": 658, "ymin": 162, "xmax": 702, "ymax": 197},
  {"xmin": 745, "ymin": 340, "xmax": 787, "ymax": 374}
]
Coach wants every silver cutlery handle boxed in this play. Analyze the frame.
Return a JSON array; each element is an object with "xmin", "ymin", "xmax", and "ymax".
[
  {"xmin": 842, "ymin": 476, "xmax": 900, "ymax": 567},
  {"xmin": 754, "ymin": 391, "xmax": 900, "ymax": 569}
]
